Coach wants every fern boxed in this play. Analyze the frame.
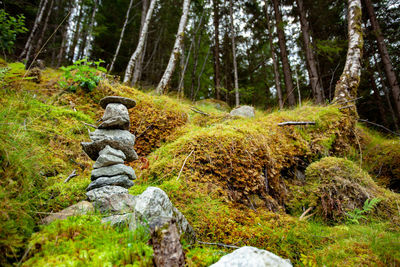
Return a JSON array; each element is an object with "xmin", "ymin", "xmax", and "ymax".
[{"xmin": 346, "ymin": 198, "xmax": 381, "ymax": 224}]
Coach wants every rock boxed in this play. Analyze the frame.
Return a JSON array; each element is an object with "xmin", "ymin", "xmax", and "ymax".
[
  {"xmin": 134, "ymin": 187, "xmax": 196, "ymax": 243},
  {"xmin": 86, "ymin": 185, "xmax": 128, "ymax": 202},
  {"xmin": 26, "ymin": 67, "xmax": 41, "ymax": 83},
  {"xmin": 86, "ymin": 175, "xmax": 134, "ymax": 191},
  {"xmin": 93, "ymin": 154, "xmax": 124, "ymax": 169},
  {"xmin": 230, "ymin": 105, "xmax": 255, "ymax": 118},
  {"xmin": 99, "ymin": 145, "xmax": 126, "ymax": 159},
  {"xmin": 94, "ymin": 193, "xmax": 136, "ymax": 214},
  {"xmin": 91, "ymin": 164, "xmax": 136, "ymax": 180},
  {"xmin": 210, "ymin": 246, "xmax": 292, "ymax": 267},
  {"xmin": 102, "ymin": 213, "xmax": 136, "ymax": 227},
  {"xmin": 41, "ymin": 201, "xmax": 94, "ymax": 224},
  {"xmin": 150, "ymin": 217, "xmax": 186, "ymax": 267},
  {"xmin": 99, "ymin": 96, "xmax": 136, "ymax": 109},
  {"xmin": 98, "ymin": 103, "xmax": 130, "ymax": 130},
  {"xmin": 81, "ymin": 129, "xmax": 138, "ymax": 161}
]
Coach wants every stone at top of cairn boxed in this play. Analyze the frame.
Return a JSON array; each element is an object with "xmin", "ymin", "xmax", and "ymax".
[{"xmin": 99, "ymin": 96, "xmax": 136, "ymax": 109}]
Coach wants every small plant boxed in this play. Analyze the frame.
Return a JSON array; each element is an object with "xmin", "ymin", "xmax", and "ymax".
[
  {"xmin": 0, "ymin": 9, "xmax": 27, "ymax": 56},
  {"xmin": 346, "ymin": 198, "xmax": 381, "ymax": 224},
  {"xmin": 58, "ymin": 58, "xmax": 106, "ymax": 92}
]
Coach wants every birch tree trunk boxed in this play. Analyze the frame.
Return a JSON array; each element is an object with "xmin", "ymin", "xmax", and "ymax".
[
  {"xmin": 132, "ymin": 0, "xmax": 150, "ymax": 86},
  {"xmin": 213, "ymin": 0, "xmax": 221, "ymax": 100},
  {"xmin": 20, "ymin": 0, "xmax": 48, "ymax": 61},
  {"xmin": 229, "ymin": 0, "xmax": 240, "ymax": 107},
  {"xmin": 34, "ymin": 0, "xmax": 54, "ymax": 57},
  {"xmin": 156, "ymin": 0, "xmax": 191, "ymax": 94},
  {"xmin": 364, "ymin": 0, "xmax": 400, "ymax": 121},
  {"xmin": 333, "ymin": 0, "xmax": 363, "ymax": 113},
  {"xmin": 109, "ymin": 0, "xmax": 134, "ymax": 72},
  {"xmin": 68, "ymin": 1, "xmax": 84, "ymax": 62},
  {"xmin": 81, "ymin": 0, "xmax": 98, "ymax": 59},
  {"xmin": 272, "ymin": 0, "xmax": 296, "ymax": 106},
  {"xmin": 296, "ymin": 0, "xmax": 324, "ymax": 104},
  {"xmin": 123, "ymin": 0, "xmax": 157, "ymax": 84},
  {"xmin": 264, "ymin": 0, "xmax": 283, "ymax": 109}
]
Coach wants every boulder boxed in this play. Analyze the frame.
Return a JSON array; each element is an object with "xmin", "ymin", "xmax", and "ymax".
[
  {"xmin": 99, "ymin": 145, "xmax": 126, "ymax": 160},
  {"xmin": 41, "ymin": 201, "xmax": 94, "ymax": 224},
  {"xmin": 81, "ymin": 129, "xmax": 138, "ymax": 162},
  {"xmin": 210, "ymin": 246, "xmax": 292, "ymax": 267},
  {"xmin": 98, "ymin": 103, "xmax": 130, "ymax": 130},
  {"xmin": 99, "ymin": 96, "xmax": 136, "ymax": 109},
  {"xmin": 94, "ymin": 193, "xmax": 136, "ymax": 214},
  {"xmin": 91, "ymin": 164, "xmax": 136, "ymax": 180},
  {"xmin": 229, "ymin": 105, "xmax": 255, "ymax": 118},
  {"xmin": 102, "ymin": 213, "xmax": 135, "ymax": 227},
  {"xmin": 86, "ymin": 185, "xmax": 128, "ymax": 202},
  {"xmin": 86, "ymin": 175, "xmax": 134, "ymax": 191},
  {"xmin": 93, "ymin": 153, "xmax": 124, "ymax": 169}
]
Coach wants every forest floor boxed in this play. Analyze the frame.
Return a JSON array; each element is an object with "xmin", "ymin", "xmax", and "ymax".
[{"xmin": 1, "ymin": 59, "xmax": 399, "ymax": 266}]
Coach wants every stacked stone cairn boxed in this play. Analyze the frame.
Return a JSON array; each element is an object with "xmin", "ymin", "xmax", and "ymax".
[{"xmin": 81, "ymin": 96, "xmax": 138, "ymax": 203}]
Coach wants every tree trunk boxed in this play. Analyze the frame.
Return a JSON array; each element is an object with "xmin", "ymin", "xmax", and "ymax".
[
  {"xmin": 20, "ymin": 0, "xmax": 48, "ymax": 61},
  {"xmin": 364, "ymin": 0, "xmax": 400, "ymax": 121},
  {"xmin": 296, "ymin": 0, "xmax": 324, "ymax": 104},
  {"xmin": 81, "ymin": 0, "xmax": 98, "ymax": 59},
  {"xmin": 264, "ymin": 0, "xmax": 283, "ymax": 109},
  {"xmin": 190, "ymin": 29, "xmax": 202, "ymax": 100},
  {"xmin": 34, "ymin": 0, "xmax": 54, "ymax": 58},
  {"xmin": 213, "ymin": 0, "xmax": 221, "ymax": 100},
  {"xmin": 194, "ymin": 46, "xmax": 211, "ymax": 100},
  {"xmin": 333, "ymin": 0, "xmax": 362, "ymax": 112},
  {"xmin": 272, "ymin": 0, "xmax": 295, "ymax": 106},
  {"xmin": 132, "ymin": 0, "xmax": 150, "ymax": 86},
  {"xmin": 68, "ymin": 1, "xmax": 84, "ymax": 63},
  {"xmin": 109, "ymin": 0, "xmax": 134, "ymax": 72},
  {"xmin": 370, "ymin": 75, "xmax": 389, "ymax": 126},
  {"xmin": 229, "ymin": 0, "xmax": 240, "ymax": 107},
  {"xmin": 156, "ymin": 0, "xmax": 191, "ymax": 94},
  {"xmin": 124, "ymin": 0, "xmax": 157, "ymax": 84}
]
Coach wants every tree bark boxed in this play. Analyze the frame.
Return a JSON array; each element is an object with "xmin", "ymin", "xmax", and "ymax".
[
  {"xmin": 333, "ymin": 0, "xmax": 363, "ymax": 113},
  {"xmin": 20, "ymin": 0, "xmax": 48, "ymax": 61},
  {"xmin": 264, "ymin": 0, "xmax": 283, "ymax": 109},
  {"xmin": 272, "ymin": 0, "xmax": 296, "ymax": 106},
  {"xmin": 190, "ymin": 28, "xmax": 202, "ymax": 100},
  {"xmin": 80, "ymin": 0, "xmax": 98, "ymax": 59},
  {"xmin": 296, "ymin": 0, "xmax": 324, "ymax": 104},
  {"xmin": 213, "ymin": 0, "xmax": 221, "ymax": 100},
  {"xmin": 132, "ymin": 0, "xmax": 150, "ymax": 86},
  {"xmin": 124, "ymin": 0, "xmax": 157, "ymax": 84},
  {"xmin": 68, "ymin": 1, "xmax": 84, "ymax": 63},
  {"xmin": 364, "ymin": 0, "xmax": 400, "ymax": 121},
  {"xmin": 194, "ymin": 46, "xmax": 211, "ymax": 100},
  {"xmin": 34, "ymin": 0, "xmax": 55, "ymax": 58},
  {"xmin": 156, "ymin": 0, "xmax": 191, "ymax": 94},
  {"xmin": 229, "ymin": 0, "xmax": 240, "ymax": 107},
  {"xmin": 370, "ymin": 74, "xmax": 388, "ymax": 126}
]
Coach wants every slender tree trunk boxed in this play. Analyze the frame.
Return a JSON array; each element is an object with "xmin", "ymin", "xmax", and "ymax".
[
  {"xmin": 190, "ymin": 29, "xmax": 202, "ymax": 100},
  {"xmin": 156, "ymin": 0, "xmax": 191, "ymax": 94},
  {"xmin": 68, "ymin": 1, "xmax": 84, "ymax": 62},
  {"xmin": 109, "ymin": 0, "xmax": 134, "ymax": 72},
  {"xmin": 124, "ymin": 0, "xmax": 157, "ymax": 84},
  {"xmin": 178, "ymin": 42, "xmax": 185, "ymax": 96},
  {"xmin": 81, "ymin": 0, "xmax": 97, "ymax": 59},
  {"xmin": 364, "ymin": 0, "xmax": 400, "ymax": 121},
  {"xmin": 20, "ymin": 0, "xmax": 47, "ymax": 60},
  {"xmin": 264, "ymin": 0, "xmax": 283, "ymax": 109},
  {"xmin": 272, "ymin": 0, "xmax": 296, "ymax": 106},
  {"xmin": 77, "ymin": 7, "xmax": 90, "ymax": 60},
  {"xmin": 296, "ymin": 0, "xmax": 324, "ymax": 104},
  {"xmin": 193, "ymin": 46, "xmax": 211, "ymax": 100},
  {"xmin": 229, "ymin": 0, "xmax": 240, "ymax": 107},
  {"xmin": 213, "ymin": 0, "xmax": 221, "ymax": 100},
  {"xmin": 132, "ymin": 0, "xmax": 149, "ymax": 85},
  {"xmin": 370, "ymin": 74, "xmax": 389, "ymax": 126},
  {"xmin": 34, "ymin": 0, "xmax": 54, "ymax": 58},
  {"xmin": 333, "ymin": 0, "xmax": 363, "ymax": 113},
  {"xmin": 51, "ymin": 0, "xmax": 62, "ymax": 66}
]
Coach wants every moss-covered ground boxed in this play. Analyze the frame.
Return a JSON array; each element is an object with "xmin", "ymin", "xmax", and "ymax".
[{"xmin": 0, "ymin": 60, "xmax": 399, "ymax": 266}]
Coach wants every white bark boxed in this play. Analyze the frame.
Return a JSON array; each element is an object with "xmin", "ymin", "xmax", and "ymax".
[
  {"xmin": 123, "ymin": 0, "xmax": 157, "ymax": 83},
  {"xmin": 156, "ymin": 0, "xmax": 191, "ymax": 94},
  {"xmin": 35, "ymin": 0, "xmax": 55, "ymax": 55},
  {"xmin": 132, "ymin": 0, "xmax": 149, "ymax": 85},
  {"xmin": 229, "ymin": 0, "xmax": 240, "ymax": 107},
  {"xmin": 109, "ymin": 0, "xmax": 134, "ymax": 72}
]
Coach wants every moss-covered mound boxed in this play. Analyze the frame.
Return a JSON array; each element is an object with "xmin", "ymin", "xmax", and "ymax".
[{"xmin": 287, "ymin": 157, "xmax": 400, "ymax": 223}]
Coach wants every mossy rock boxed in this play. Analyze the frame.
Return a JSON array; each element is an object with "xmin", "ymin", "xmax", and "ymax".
[
  {"xmin": 287, "ymin": 157, "xmax": 400, "ymax": 223},
  {"xmin": 195, "ymin": 98, "xmax": 230, "ymax": 112}
]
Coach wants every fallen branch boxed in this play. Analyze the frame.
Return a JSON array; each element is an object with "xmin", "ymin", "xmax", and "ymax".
[
  {"xmin": 64, "ymin": 169, "xmax": 77, "ymax": 183},
  {"xmin": 358, "ymin": 119, "xmax": 400, "ymax": 137},
  {"xmin": 338, "ymin": 105, "xmax": 355, "ymax": 110},
  {"xmin": 333, "ymin": 96, "xmax": 363, "ymax": 105},
  {"xmin": 176, "ymin": 150, "xmax": 194, "ymax": 180},
  {"xmin": 190, "ymin": 107, "xmax": 209, "ymax": 116},
  {"xmin": 299, "ymin": 207, "xmax": 313, "ymax": 221},
  {"xmin": 81, "ymin": 121, "xmax": 97, "ymax": 129},
  {"xmin": 197, "ymin": 241, "xmax": 240, "ymax": 249},
  {"xmin": 278, "ymin": 121, "xmax": 315, "ymax": 126}
]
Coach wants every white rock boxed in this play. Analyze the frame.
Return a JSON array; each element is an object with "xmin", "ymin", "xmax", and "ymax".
[
  {"xmin": 210, "ymin": 246, "xmax": 292, "ymax": 267},
  {"xmin": 86, "ymin": 185, "xmax": 128, "ymax": 202},
  {"xmin": 230, "ymin": 105, "xmax": 255, "ymax": 118}
]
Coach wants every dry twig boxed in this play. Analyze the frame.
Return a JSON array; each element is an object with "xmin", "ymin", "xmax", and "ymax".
[
  {"xmin": 64, "ymin": 169, "xmax": 77, "ymax": 183},
  {"xmin": 278, "ymin": 121, "xmax": 315, "ymax": 126},
  {"xmin": 176, "ymin": 150, "xmax": 194, "ymax": 180}
]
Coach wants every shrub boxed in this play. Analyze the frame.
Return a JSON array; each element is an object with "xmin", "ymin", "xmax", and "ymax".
[{"xmin": 0, "ymin": 9, "xmax": 27, "ymax": 55}]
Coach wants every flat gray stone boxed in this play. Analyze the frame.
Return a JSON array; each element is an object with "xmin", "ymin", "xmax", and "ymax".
[
  {"xmin": 86, "ymin": 175, "xmax": 134, "ymax": 191},
  {"xmin": 98, "ymin": 103, "xmax": 130, "ymax": 130},
  {"xmin": 230, "ymin": 105, "xmax": 255, "ymax": 118},
  {"xmin": 102, "ymin": 213, "xmax": 136, "ymax": 228},
  {"xmin": 91, "ymin": 164, "xmax": 136, "ymax": 180},
  {"xmin": 94, "ymin": 193, "xmax": 136, "ymax": 214},
  {"xmin": 99, "ymin": 145, "xmax": 126, "ymax": 159},
  {"xmin": 81, "ymin": 129, "xmax": 138, "ymax": 162},
  {"xmin": 100, "ymin": 96, "xmax": 136, "ymax": 109},
  {"xmin": 86, "ymin": 185, "xmax": 128, "ymax": 202},
  {"xmin": 41, "ymin": 201, "xmax": 94, "ymax": 224},
  {"xmin": 210, "ymin": 246, "xmax": 292, "ymax": 267},
  {"xmin": 93, "ymin": 154, "xmax": 124, "ymax": 169}
]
